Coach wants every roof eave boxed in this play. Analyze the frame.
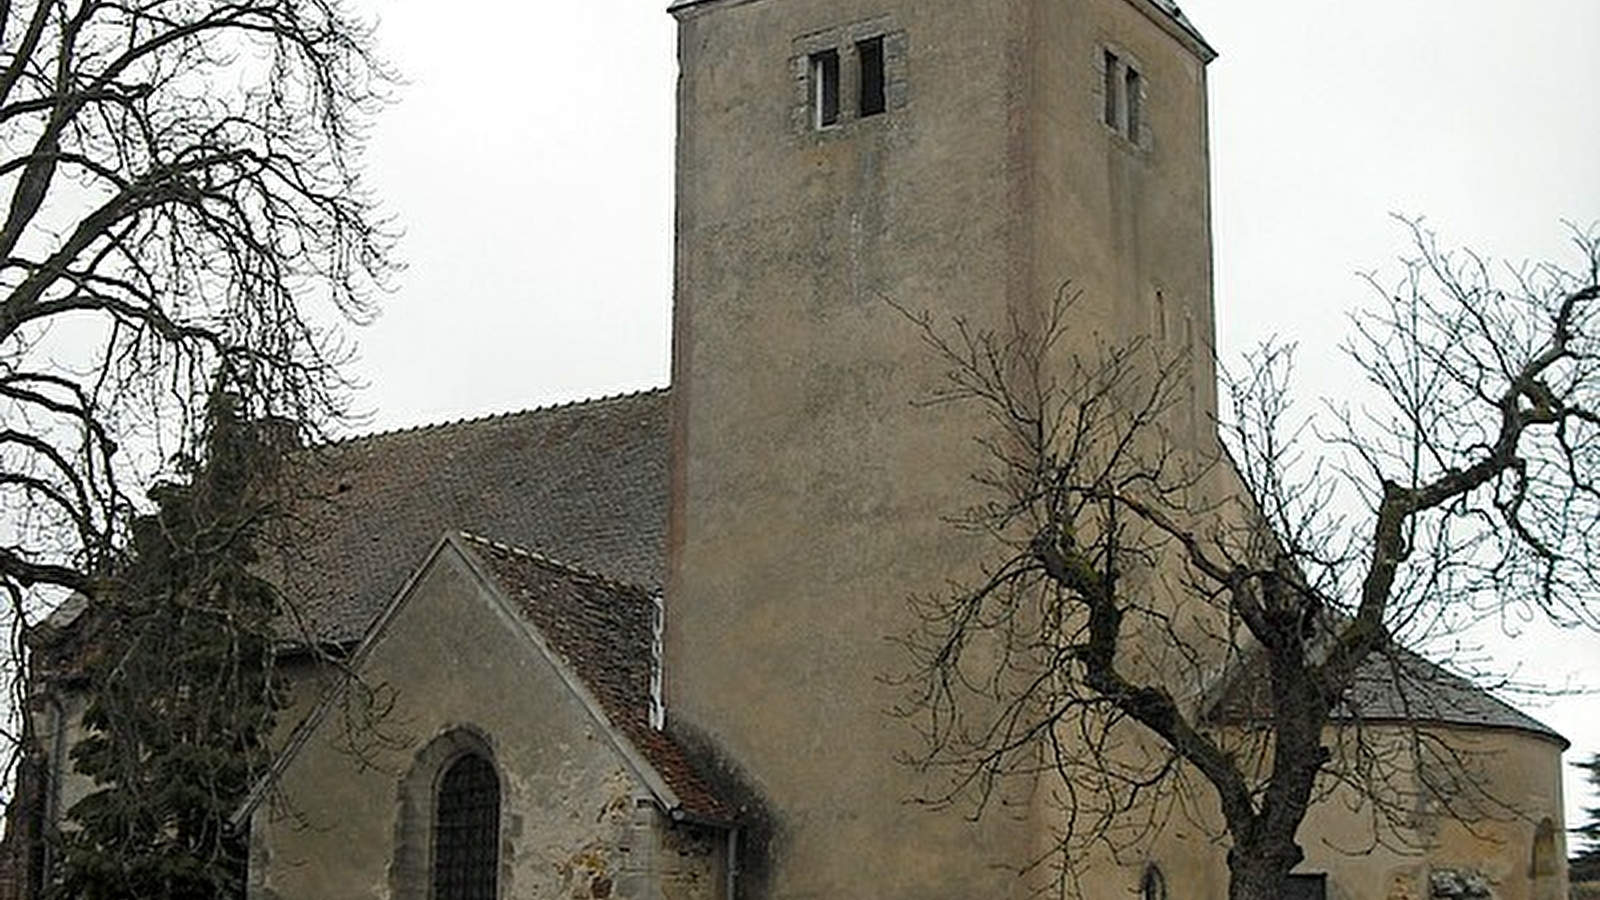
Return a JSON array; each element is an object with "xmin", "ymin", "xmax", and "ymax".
[
  {"xmin": 449, "ymin": 537, "xmax": 688, "ymax": 812},
  {"xmin": 1125, "ymin": 0, "xmax": 1217, "ymax": 63},
  {"xmin": 667, "ymin": 0, "xmax": 761, "ymax": 19},
  {"xmin": 1331, "ymin": 714, "xmax": 1570, "ymax": 751}
]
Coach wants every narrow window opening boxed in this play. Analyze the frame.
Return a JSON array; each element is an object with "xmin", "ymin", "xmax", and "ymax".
[
  {"xmin": 1533, "ymin": 817, "xmax": 1560, "ymax": 880},
  {"xmin": 1185, "ymin": 312, "xmax": 1197, "ymax": 427},
  {"xmin": 1101, "ymin": 48, "xmax": 1144, "ymax": 142},
  {"xmin": 857, "ymin": 36, "xmax": 886, "ymax": 117},
  {"xmin": 1102, "ymin": 49, "xmax": 1120, "ymax": 130},
  {"xmin": 811, "ymin": 49, "xmax": 840, "ymax": 128},
  {"xmin": 1141, "ymin": 864, "xmax": 1168, "ymax": 900},
  {"xmin": 433, "ymin": 754, "xmax": 499, "ymax": 900},
  {"xmin": 649, "ymin": 590, "xmax": 665, "ymax": 730},
  {"xmin": 1124, "ymin": 64, "xmax": 1143, "ymax": 141}
]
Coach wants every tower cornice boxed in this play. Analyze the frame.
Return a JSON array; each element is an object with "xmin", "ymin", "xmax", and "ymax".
[{"xmin": 667, "ymin": 0, "xmax": 1216, "ymax": 63}]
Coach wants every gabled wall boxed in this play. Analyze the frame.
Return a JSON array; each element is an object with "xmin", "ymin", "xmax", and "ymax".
[{"xmin": 247, "ymin": 541, "xmax": 723, "ymax": 900}]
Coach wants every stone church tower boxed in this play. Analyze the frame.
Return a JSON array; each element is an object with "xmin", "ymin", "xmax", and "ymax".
[{"xmin": 664, "ymin": 0, "xmax": 1217, "ymax": 897}]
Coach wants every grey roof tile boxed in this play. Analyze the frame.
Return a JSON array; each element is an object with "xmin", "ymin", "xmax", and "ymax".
[
  {"xmin": 270, "ymin": 389, "xmax": 668, "ymax": 645},
  {"xmin": 1339, "ymin": 650, "xmax": 1565, "ymax": 744},
  {"xmin": 460, "ymin": 533, "xmax": 732, "ymax": 823}
]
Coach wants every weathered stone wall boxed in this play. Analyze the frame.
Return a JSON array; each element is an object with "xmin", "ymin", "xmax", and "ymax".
[
  {"xmin": 1118, "ymin": 722, "xmax": 1567, "ymax": 900},
  {"xmin": 1298, "ymin": 724, "xmax": 1568, "ymax": 900}
]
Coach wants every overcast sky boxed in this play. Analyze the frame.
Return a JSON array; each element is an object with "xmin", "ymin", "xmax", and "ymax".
[{"xmin": 347, "ymin": 0, "xmax": 1600, "ymax": 833}]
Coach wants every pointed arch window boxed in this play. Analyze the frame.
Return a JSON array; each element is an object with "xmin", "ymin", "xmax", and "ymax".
[{"xmin": 432, "ymin": 753, "xmax": 500, "ymax": 900}]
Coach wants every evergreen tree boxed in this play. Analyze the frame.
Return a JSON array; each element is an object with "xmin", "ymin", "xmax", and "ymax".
[
  {"xmin": 1575, "ymin": 754, "xmax": 1600, "ymax": 881},
  {"xmin": 52, "ymin": 389, "xmax": 291, "ymax": 900}
]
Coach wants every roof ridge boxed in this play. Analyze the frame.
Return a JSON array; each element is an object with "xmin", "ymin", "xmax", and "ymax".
[
  {"xmin": 456, "ymin": 530, "xmax": 658, "ymax": 597},
  {"xmin": 324, "ymin": 386, "xmax": 669, "ymax": 448}
]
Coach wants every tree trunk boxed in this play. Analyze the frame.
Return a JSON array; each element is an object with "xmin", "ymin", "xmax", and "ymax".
[{"xmin": 1227, "ymin": 840, "xmax": 1301, "ymax": 900}]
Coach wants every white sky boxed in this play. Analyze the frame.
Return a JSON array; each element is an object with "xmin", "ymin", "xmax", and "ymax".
[{"xmin": 349, "ymin": 0, "xmax": 1600, "ymax": 837}]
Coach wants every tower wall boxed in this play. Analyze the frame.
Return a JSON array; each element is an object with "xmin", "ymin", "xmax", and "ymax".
[
  {"xmin": 665, "ymin": 2, "xmax": 1215, "ymax": 896},
  {"xmin": 1024, "ymin": 0, "xmax": 1217, "ymax": 435}
]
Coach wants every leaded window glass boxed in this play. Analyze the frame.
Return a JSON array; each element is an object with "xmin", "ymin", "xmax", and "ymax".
[{"xmin": 432, "ymin": 753, "xmax": 499, "ymax": 900}]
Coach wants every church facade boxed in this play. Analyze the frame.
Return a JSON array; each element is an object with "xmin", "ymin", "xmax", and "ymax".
[{"xmin": 17, "ymin": 1, "xmax": 1572, "ymax": 899}]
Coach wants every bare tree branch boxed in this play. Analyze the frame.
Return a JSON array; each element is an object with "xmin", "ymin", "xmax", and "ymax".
[
  {"xmin": 895, "ymin": 225, "xmax": 1600, "ymax": 900},
  {"xmin": 0, "ymin": 0, "xmax": 396, "ymax": 836}
]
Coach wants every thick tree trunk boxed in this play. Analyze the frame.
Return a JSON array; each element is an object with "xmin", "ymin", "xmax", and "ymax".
[{"xmin": 1227, "ymin": 842, "xmax": 1300, "ymax": 900}]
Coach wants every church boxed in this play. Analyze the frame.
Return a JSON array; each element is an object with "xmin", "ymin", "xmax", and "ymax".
[{"xmin": 20, "ymin": 0, "xmax": 1573, "ymax": 899}]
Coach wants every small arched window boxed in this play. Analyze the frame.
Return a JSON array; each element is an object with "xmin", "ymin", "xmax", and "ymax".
[
  {"xmin": 1532, "ymin": 816, "xmax": 1559, "ymax": 881},
  {"xmin": 432, "ymin": 753, "xmax": 500, "ymax": 900},
  {"xmin": 1141, "ymin": 864, "xmax": 1167, "ymax": 900}
]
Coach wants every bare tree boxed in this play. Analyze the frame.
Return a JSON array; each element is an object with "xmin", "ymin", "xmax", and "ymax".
[
  {"xmin": 895, "ymin": 224, "xmax": 1599, "ymax": 900},
  {"xmin": 0, "ymin": 0, "xmax": 394, "ymax": 754}
]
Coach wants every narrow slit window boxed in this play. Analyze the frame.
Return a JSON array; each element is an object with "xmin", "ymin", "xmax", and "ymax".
[
  {"xmin": 1102, "ymin": 49, "xmax": 1120, "ymax": 129},
  {"xmin": 811, "ymin": 49, "xmax": 840, "ymax": 128},
  {"xmin": 1141, "ymin": 865, "xmax": 1168, "ymax": 900},
  {"xmin": 1101, "ymin": 48, "xmax": 1143, "ymax": 142},
  {"xmin": 1123, "ymin": 64, "xmax": 1143, "ymax": 140},
  {"xmin": 857, "ymin": 36, "xmax": 886, "ymax": 118}
]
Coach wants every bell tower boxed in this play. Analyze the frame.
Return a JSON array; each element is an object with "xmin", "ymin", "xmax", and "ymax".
[{"xmin": 664, "ymin": 1, "xmax": 1216, "ymax": 896}]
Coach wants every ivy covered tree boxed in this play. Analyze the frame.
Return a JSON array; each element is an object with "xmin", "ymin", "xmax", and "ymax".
[{"xmin": 51, "ymin": 387, "xmax": 290, "ymax": 900}]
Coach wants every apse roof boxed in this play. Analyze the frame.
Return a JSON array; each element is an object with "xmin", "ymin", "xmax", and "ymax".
[{"xmin": 1206, "ymin": 646, "xmax": 1567, "ymax": 747}]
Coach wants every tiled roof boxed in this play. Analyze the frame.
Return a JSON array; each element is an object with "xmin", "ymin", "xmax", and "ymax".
[
  {"xmin": 460, "ymin": 533, "xmax": 732, "ymax": 824},
  {"xmin": 1206, "ymin": 647, "xmax": 1565, "ymax": 745},
  {"xmin": 1339, "ymin": 651, "xmax": 1565, "ymax": 743},
  {"xmin": 270, "ymin": 389, "xmax": 668, "ymax": 646}
]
